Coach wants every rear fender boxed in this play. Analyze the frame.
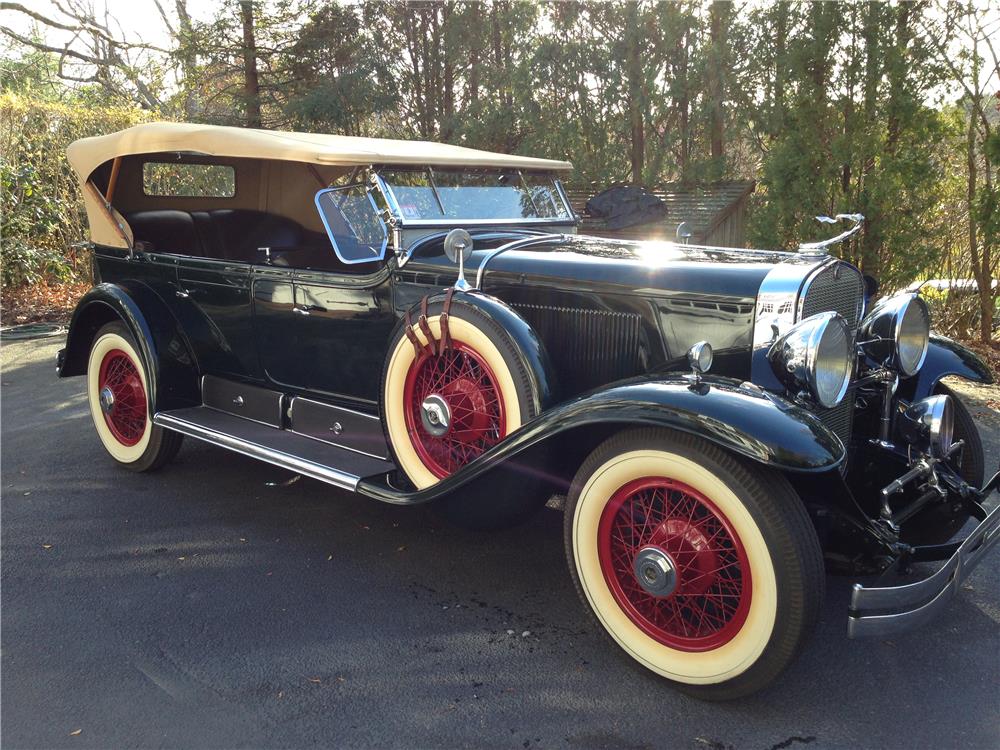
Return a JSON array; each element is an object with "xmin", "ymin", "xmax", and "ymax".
[
  {"xmin": 899, "ymin": 334, "xmax": 994, "ymax": 402},
  {"xmin": 58, "ymin": 282, "xmax": 199, "ymax": 411},
  {"xmin": 358, "ymin": 375, "xmax": 845, "ymax": 505}
]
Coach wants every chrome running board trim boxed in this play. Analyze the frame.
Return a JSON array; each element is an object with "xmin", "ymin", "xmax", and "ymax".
[{"xmin": 154, "ymin": 407, "xmax": 394, "ymax": 491}]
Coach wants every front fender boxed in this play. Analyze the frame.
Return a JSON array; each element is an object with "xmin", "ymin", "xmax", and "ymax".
[
  {"xmin": 899, "ymin": 333, "xmax": 994, "ymax": 402},
  {"xmin": 358, "ymin": 374, "xmax": 844, "ymax": 505},
  {"xmin": 58, "ymin": 282, "xmax": 199, "ymax": 411},
  {"xmin": 410, "ymin": 289, "xmax": 559, "ymax": 411}
]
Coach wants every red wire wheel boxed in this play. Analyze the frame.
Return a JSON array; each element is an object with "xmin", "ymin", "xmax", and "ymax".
[
  {"xmin": 597, "ymin": 476, "xmax": 752, "ymax": 651},
  {"xmin": 97, "ymin": 348, "xmax": 148, "ymax": 447},
  {"xmin": 402, "ymin": 342, "xmax": 507, "ymax": 478}
]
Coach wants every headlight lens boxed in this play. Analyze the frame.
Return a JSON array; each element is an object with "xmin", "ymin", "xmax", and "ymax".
[
  {"xmin": 860, "ymin": 293, "xmax": 930, "ymax": 377},
  {"xmin": 767, "ymin": 312, "xmax": 854, "ymax": 408}
]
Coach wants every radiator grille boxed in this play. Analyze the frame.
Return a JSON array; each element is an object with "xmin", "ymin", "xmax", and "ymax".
[
  {"xmin": 800, "ymin": 262, "xmax": 864, "ymax": 334},
  {"xmin": 512, "ymin": 303, "xmax": 642, "ymax": 396},
  {"xmin": 799, "ymin": 261, "xmax": 865, "ymax": 447}
]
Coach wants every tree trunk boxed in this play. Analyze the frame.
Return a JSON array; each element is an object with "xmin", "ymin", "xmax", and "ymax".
[
  {"xmin": 626, "ymin": 3, "xmax": 644, "ymax": 185},
  {"xmin": 708, "ymin": 1, "xmax": 727, "ymax": 178},
  {"xmin": 239, "ymin": 0, "xmax": 261, "ymax": 128},
  {"xmin": 175, "ymin": 0, "xmax": 198, "ymax": 118}
]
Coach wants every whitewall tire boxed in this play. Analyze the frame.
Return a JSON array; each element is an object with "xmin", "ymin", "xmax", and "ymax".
[
  {"xmin": 86, "ymin": 322, "xmax": 181, "ymax": 472},
  {"xmin": 564, "ymin": 428, "xmax": 824, "ymax": 700}
]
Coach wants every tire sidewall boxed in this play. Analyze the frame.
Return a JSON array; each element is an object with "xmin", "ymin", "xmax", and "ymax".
[
  {"xmin": 382, "ymin": 300, "xmax": 534, "ymax": 489},
  {"xmin": 569, "ymin": 445, "xmax": 779, "ymax": 685},
  {"xmin": 87, "ymin": 324, "xmax": 153, "ymax": 464}
]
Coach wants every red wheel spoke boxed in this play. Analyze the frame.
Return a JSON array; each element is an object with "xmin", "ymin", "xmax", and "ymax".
[
  {"xmin": 97, "ymin": 348, "xmax": 147, "ymax": 446},
  {"xmin": 598, "ymin": 476, "xmax": 752, "ymax": 651},
  {"xmin": 404, "ymin": 342, "xmax": 508, "ymax": 479}
]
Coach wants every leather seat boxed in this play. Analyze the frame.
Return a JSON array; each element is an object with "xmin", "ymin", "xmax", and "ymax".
[
  {"xmin": 126, "ymin": 211, "xmax": 203, "ymax": 255},
  {"xmin": 126, "ymin": 209, "xmax": 348, "ymax": 271},
  {"xmin": 208, "ymin": 210, "xmax": 303, "ymax": 262}
]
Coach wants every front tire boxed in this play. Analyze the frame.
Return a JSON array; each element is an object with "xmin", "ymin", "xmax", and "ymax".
[
  {"xmin": 564, "ymin": 428, "xmax": 824, "ymax": 700},
  {"xmin": 86, "ymin": 321, "xmax": 182, "ymax": 472}
]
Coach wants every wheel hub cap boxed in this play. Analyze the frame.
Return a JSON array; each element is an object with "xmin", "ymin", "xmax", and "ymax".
[
  {"xmin": 633, "ymin": 546, "xmax": 677, "ymax": 597},
  {"xmin": 420, "ymin": 394, "xmax": 451, "ymax": 437},
  {"xmin": 99, "ymin": 386, "xmax": 115, "ymax": 415}
]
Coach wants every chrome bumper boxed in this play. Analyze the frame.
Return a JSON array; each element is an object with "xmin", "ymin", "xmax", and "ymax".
[{"xmin": 848, "ymin": 486, "xmax": 1000, "ymax": 638}]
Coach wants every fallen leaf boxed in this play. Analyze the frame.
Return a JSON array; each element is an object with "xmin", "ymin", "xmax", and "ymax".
[
  {"xmin": 396, "ymin": 545, "xmax": 406, "ymax": 552},
  {"xmin": 308, "ymin": 677, "xmax": 321, "ymax": 684},
  {"xmin": 69, "ymin": 729, "xmax": 82, "ymax": 736},
  {"xmin": 239, "ymin": 538, "xmax": 247, "ymax": 543},
  {"xmin": 42, "ymin": 544, "xmax": 52, "ymax": 550},
  {"xmin": 23, "ymin": 491, "xmax": 31, "ymax": 496},
  {"xmin": 327, "ymin": 555, "xmax": 333, "ymax": 561},
  {"xmin": 177, "ymin": 556, "xmax": 185, "ymax": 561},
  {"xmin": 336, "ymin": 676, "xmax": 346, "ymax": 683}
]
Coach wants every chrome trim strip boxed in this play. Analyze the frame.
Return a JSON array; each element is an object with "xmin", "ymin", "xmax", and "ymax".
[
  {"xmin": 153, "ymin": 412, "xmax": 361, "ymax": 490},
  {"xmin": 475, "ymin": 233, "xmax": 569, "ymax": 289},
  {"xmin": 847, "ymin": 499, "xmax": 1000, "ymax": 637}
]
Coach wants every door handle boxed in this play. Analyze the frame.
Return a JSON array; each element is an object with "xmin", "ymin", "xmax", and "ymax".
[
  {"xmin": 175, "ymin": 289, "xmax": 191, "ymax": 299},
  {"xmin": 293, "ymin": 304, "xmax": 326, "ymax": 315}
]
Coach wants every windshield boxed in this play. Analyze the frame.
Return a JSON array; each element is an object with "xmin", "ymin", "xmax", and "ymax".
[{"xmin": 378, "ymin": 168, "xmax": 572, "ymax": 223}]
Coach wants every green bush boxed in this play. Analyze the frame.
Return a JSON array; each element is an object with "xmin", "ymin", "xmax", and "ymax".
[{"xmin": 0, "ymin": 93, "xmax": 154, "ymax": 291}]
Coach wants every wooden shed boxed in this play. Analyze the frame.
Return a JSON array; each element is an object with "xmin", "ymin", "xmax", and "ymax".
[{"xmin": 566, "ymin": 181, "xmax": 755, "ymax": 247}]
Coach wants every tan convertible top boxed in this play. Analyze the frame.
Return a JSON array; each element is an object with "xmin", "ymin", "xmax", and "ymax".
[
  {"xmin": 66, "ymin": 121, "xmax": 573, "ymax": 180},
  {"xmin": 68, "ymin": 122, "xmax": 573, "ymax": 247}
]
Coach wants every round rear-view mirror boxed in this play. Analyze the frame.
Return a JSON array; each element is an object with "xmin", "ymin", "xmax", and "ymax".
[{"xmin": 443, "ymin": 228, "xmax": 474, "ymax": 264}]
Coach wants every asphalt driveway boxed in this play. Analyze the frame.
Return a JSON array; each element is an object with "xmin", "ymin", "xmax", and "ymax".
[{"xmin": 2, "ymin": 338, "xmax": 998, "ymax": 749}]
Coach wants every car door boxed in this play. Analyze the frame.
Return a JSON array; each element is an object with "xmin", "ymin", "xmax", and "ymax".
[
  {"xmin": 175, "ymin": 256, "xmax": 260, "ymax": 379},
  {"xmin": 252, "ymin": 182, "xmax": 395, "ymax": 404},
  {"xmin": 288, "ymin": 268, "xmax": 395, "ymax": 403}
]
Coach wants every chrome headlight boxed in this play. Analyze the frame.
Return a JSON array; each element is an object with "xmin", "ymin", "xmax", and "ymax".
[
  {"xmin": 860, "ymin": 293, "xmax": 930, "ymax": 377},
  {"xmin": 767, "ymin": 312, "xmax": 854, "ymax": 408},
  {"xmin": 898, "ymin": 394, "xmax": 954, "ymax": 457}
]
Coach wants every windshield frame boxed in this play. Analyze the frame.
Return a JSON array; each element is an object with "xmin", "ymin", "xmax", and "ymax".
[{"xmin": 371, "ymin": 167, "xmax": 576, "ymax": 228}]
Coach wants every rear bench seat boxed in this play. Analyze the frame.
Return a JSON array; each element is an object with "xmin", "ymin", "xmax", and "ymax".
[{"xmin": 126, "ymin": 209, "xmax": 346, "ymax": 271}]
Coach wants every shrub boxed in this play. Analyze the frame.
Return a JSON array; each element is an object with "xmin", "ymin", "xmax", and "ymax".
[{"xmin": 0, "ymin": 94, "xmax": 154, "ymax": 292}]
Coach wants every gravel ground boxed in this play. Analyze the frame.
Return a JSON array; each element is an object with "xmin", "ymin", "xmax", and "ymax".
[{"xmin": 2, "ymin": 338, "xmax": 998, "ymax": 750}]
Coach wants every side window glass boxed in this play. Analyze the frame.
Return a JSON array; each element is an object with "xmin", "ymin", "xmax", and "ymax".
[{"xmin": 314, "ymin": 185, "xmax": 388, "ymax": 264}]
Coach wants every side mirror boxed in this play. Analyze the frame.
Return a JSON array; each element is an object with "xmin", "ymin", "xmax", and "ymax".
[{"xmin": 443, "ymin": 228, "xmax": 473, "ymax": 291}]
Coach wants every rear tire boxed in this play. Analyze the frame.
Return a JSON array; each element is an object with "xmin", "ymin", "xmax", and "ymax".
[
  {"xmin": 564, "ymin": 428, "xmax": 824, "ymax": 700},
  {"xmin": 86, "ymin": 321, "xmax": 182, "ymax": 472}
]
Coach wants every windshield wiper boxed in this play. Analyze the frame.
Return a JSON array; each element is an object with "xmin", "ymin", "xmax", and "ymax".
[
  {"xmin": 426, "ymin": 167, "xmax": 446, "ymax": 216},
  {"xmin": 518, "ymin": 170, "xmax": 541, "ymax": 215}
]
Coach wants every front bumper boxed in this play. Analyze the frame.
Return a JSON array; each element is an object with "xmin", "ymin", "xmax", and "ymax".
[{"xmin": 848, "ymin": 471, "xmax": 1000, "ymax": 638}]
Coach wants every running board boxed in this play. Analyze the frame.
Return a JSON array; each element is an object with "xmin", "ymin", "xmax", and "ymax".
[{"xmin": 153, "ymin": 406, "xmax": 395, "ymax": 491}]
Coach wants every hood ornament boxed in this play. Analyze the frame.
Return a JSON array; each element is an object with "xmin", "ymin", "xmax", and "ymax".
[
  {"xmin": 443, "ymin": 228, "xmax": 474, "ymax": 292},
  {"xmin": 799, "ymin": 213, "xmax": 864, "ymax": 255}
]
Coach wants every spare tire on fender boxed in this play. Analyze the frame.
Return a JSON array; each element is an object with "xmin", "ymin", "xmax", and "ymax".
[{"xmin": 380, "ymin": 291, "xmax": 552, "ymax": 529}]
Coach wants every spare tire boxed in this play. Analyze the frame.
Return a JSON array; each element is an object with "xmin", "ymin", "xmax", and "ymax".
[{"xmin": 380, "ymin": 293, "xmax": 539, "ymax": 491}]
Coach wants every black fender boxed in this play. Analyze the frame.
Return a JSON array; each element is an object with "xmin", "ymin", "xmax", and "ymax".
[
  {"xmin": 416, "ymin": 289, "xmax": 559, "ymax": 413},
  {"xmin": 899, "ymin": 333, "xmax": 994, "ymax": 402},
  {"xmin": 58, "ymin": 282, "xmax": 200, "ymax": 411},
  {"xmin": 358, "ymin": 373, "xmax": 845, "ymax": 505}
]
